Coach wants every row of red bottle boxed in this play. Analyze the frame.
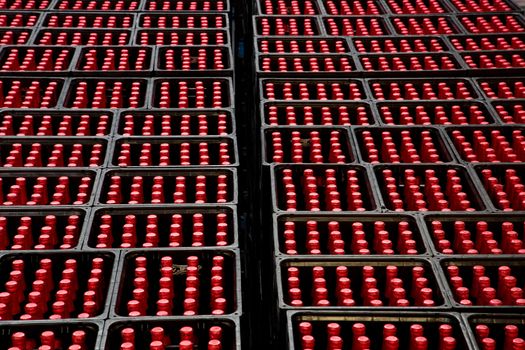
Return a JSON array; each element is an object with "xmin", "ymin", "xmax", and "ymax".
[
  {"xmin": 479, "ymin": 167, "xmax": 525, "ymax": 211},
  {"xmin": 260, "ymin": 55, "xmax": 353, "ymax": 73},
  {"xmin": 67, "ymin": 80, "xmax": 145, "ymax": 109},
  {"xmin": 79, "ymin": 48, "xmax": 150, "ymax": 72},
  {"xmin": 54, "ymin": 0, "xmax": 141, "ymax": 11},
  {"xmin": 136, "ymin": 30, "xmax": 227, "ymax": 46},
  {"xmin": 35, "ymin": 30, "xmax": 131, "ymax": 46},
  {"xmin": 265, "ymin": 104, "xmax": 372, "ymax": 126},
  {"xmin": 1, "ymin": 48, "xmax": 73, "ymax": 72},
  {"xmin": 475, "ymin": 322, "xmax": 525, "ymax": 350},
  {"xmin": 0, "ymin": 30, "xmax": 32, "ymax": 45},
  {"xmin": 370, "ymin": 80, "xmax": 475, "ymax": 100},
  {"xmin": 361, "ymin": 54, "xmax": 459, "ymax": 71},
  {"xmin": 0, "ymin": 79, "xmax": 61, "ymax": 108},
  {"xmin": 263, "ymin": 80, "xmax": 363, "ymax": 100},
  {"xmin": 8, "ymin": 329, "xmax": 88, "ymax": 350}
]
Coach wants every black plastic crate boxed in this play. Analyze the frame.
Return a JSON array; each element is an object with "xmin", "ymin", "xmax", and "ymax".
[
  {"xmin": 263, "ymin": 127, "xmax": 354, "ymax": 165},
  {"xmin": 0, "ymin": 0, "xmax": 51, "ymax": 10},
  {"xmin": 424, "ymin": 213, "xmax": 525, "ymax": 255},
  {"xmin": 323, "ymin": 16, "xmax": 392, "ymax": 36},
  {"xmin": 374, "ymin": 164, "xmax": 487, "ymax": 211},
  {"xmin": 135, "ymin": 28, "xmax": 229, "ymax": 46},
  {"xmin": 255, "ymin": 16, "xmax": 321, "ymax": 36},
  {"xmin": 277, "ymin": 257, "xmax": 446, "ymax": 308},
  {"xmin": 353, "ymin": 36, "xmax": 449, "ymax": 53},
  {"xmin": 358, "ymin": 52, "xmax": 463, "ymax": 76},
  {"xmin": 465, "ymin": 314, "xmax": 525, "ymax": 350},
  {"xmin": 86, "ymin": 206, "xmax": 237, "ymax": 249},
  {"xmin": 97, "ymin": 168, "xmax": 237, "ymax": 205},
  {"xmin": 287, "ymin": 312, "xmax": 470, "ymax": 350},
  {"xmin": 0, "ymin": 109, "xmax": 114, "ymax": 137},
  {"xmin": 460, "ymin": 50, "xmax": 525, "ymax": 75},
  {"xmin": 263, "ymin": 101, "xmax": 375, "ymax": 126},
  {"xmin": 0, "ymin": 46, "xmax": 76, "ymax": 75},
  {"xmin": 274, "ymin": 213, "xmax": 429, "ymax": 255},
  {"xmin": 0, "ymin": 169, "xmax": 97, "ymax": 206},
  {"xmin": 138, "ymin": 13, "xmax": 228, "ymax": 29},
  {"xmin": 117, "ymin": 110, "xmax": 234, "ymax": 136},
  {"xmin": 261, "ymin": 78, "xmax": 366, "ymax": 101},
  {"xmin": 156, "ymin": 46, "xmax": 232, "ymax": 76},
  {"xmin": 383, "ymin": 0, "xmax": 453, "ymax": 14},
  {"xmin": 74, "ymin": 46, "xmax": 153, "ymax": 76},
  {"xmin": 271, "ymin": 164, "xmax": 377, "ymax": 212},
  {"xmin": 112, "ymin": 249, "xmax": 240, "ymax": 317},
  {"xmin": 151, "ymin": 78, "xmax": 232, "ymax": 109},
  {"xmin": 257, "ymin": 0, "xmax": 320, "ymax": 15},
  {"xmin": 0, "ymin": 208, "xmax": 87, "ymax": 251},
  {"xmin": 368, "ymin": 78, "xmax": 479, "ymax": 100},
  {"xmin": 491, "ymin": 100, "xmax": 525, "ymax": 124},
  {"xmin": 0, "ymin": 28, "xmax": 32, "ymax": 45},
  {"xmin": 0, "ymin": 77, "xmax": 63, "ymax": 108},
  {"xmin": 111, "ymin": 137, "xmax": 238, "ymax": 167},
  {"xmin": 0, "ymin": 12, "xmax": 40, "ymax": 28},
  {"xmin": 143, "ymin": 0, "xmax": 229, "ymax": 12},
  {"xmin": 321, "ymin": 0, "xmax": 386, "ymax": 15},
  {"xmin": 355, "ymin": 126, "xmax": 455, "ymax": 163},
  {"xmin": 257, "ymin": 54, "xmax": 355, "ymax": 76},
  {"xmin": 63, "ymin": 78, "xmax": 148, "ymax": 109},
  {"xmin": 102, "ymin": 318, "xmax": 239, "ymax": 350},
  {"xmin": 474, "ymin": 164, "xmax": 525, "ymax": 211},
  {"xmin": 0, "ymin": 321, "xmax": 102, "ymax": 349},
  {"xmin": 0, "ymin": 137, "xmax": 108, "ymax": 168},
  {"xmin": 440, "ymin": 257, "xmax": 525, "ymax": 309},
  {"xmin": 476, "ymin": 77, "xmax": 525, "ymax": 100},
  {"xmin": 458, "ymin": 14, "xmax": 525, "ymax": 33},
  {"xmin": 447, "ymin": 34, "xmax": 525, "ymax": 51},
  {"xmin": 34, "ymin": 28, "xmax": 132, "ymax": 46},
  {"xmin": 446, "ymin": 126, "xmax": 525, "ymax": 163},
  {"xmin": 390, "ymin": 15, "xmax": 464, "ymax": 35},
  {"xmin": 0, "ymin": 251, "xmax": 117, "ymax": 320},
  {"xmin": 54, "ymin": 0, "xmax": 141, "ymax": 11},
  {"xmin": 42, "ymin": 12, "xmax": 135, "ymax": 29},
  {"xmin": 258, "ymin": 38, "xmax": 351, "ymax": 54},
  {"xmin": 449, "ymin": 0, "xmax": 520, "ymax": 12}
]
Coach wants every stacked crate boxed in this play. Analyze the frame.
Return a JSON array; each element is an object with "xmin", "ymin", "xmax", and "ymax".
[
  {"xmin": 254, "ymin": 0, "xmax": 525, "ymax": 348},
  {"xmin": 0, "ymin": 0, "xmax": 241, "ymax": 349}
]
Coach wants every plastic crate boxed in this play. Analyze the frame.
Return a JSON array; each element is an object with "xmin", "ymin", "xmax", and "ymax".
[
  {"xmin": 151, "ymin": 78, "xmax": 233, "ymax": 109},
  {"xmin": 0, "ymin": 12, "xmax": 40, "ymax": 28},
  {"xmin": 383, "ymin": 0, "xmax": 453, "ymax": 14},
  {"xmin": 138, "ymin": 13, "xmax": 228, "ymax": 29},
  {"xmin": 465, "ymin": 314, "xmax": 525, "ymax": 350},
  {"xmin": 424, "ymin": 213, "xmax": 525, "ymax": 255},
  {"xmin": 112, "ymin": 249, "xmax": 241, "ymax": 317},
  {"xmin": 286, "ymin": 311, "xmax": 470, "ymax": 350},
  {"xmin": 117, "ymin": 110, "xmax": 234, "ymax": 136},
  {"xmin": 321, "ymin": 0, "xmax": 386, "ymax": 15},
  {"xmin": 111, "ymin": 137, "xmax": 238, "ymax": 167},
  {"xmin": 156, "ymin": 46, "xmax": 232, "ymax": 76},
  {"xmin": 255, "ymin": 16, "xmax": 321, "ymax": 36},
  {"xmin": 0, "ymin": 0, "xmax": 51, "ymax": 10},
  {"xmin": 277, "ymin": 257, "xmax": 446, "ymax": 308},
  {"xmin": 54, "ymin": 0, "xmax": 141, "ymax": 11},
  {"xmin": 261, "ymin": 78, "xmax": 365, "ymax": 101},
  {"xmin": 474, "ymin": 164, "xmax": 525, "ymax": 211},
  {"xmin": 0, "ymin": 320, "xmax": 102, "ymax": 349},
  {"xmin": 0, "ymin": 77, "xmax": 63, "ymax": 108},
  {"xmin": 143, "ymin": 0, "xmax": 229, "ymax": 12},
  {"xmin": 449, "ymin": 0, "xmax": 520, "ymax": 12},
  {"xmin": 440, "ymin": 257, "xmax": 525, "ymax": 309},
  {"xmin": 271, "ymin": 164, "xmax": 377, "ymax": 212},
  {"xmin": 355, "ymin": 126, "xmax": 455, "ymax": 163},
  {"xmin": 97, "ymin": 168, "xmax": 237, "ymax": 205},
  {"xmin": 257, "ymin": 38, "xmax": 351, "ymax": 54},
  {"xmin": 262, "ymin": 101, "xmax": 375, "ymax": 126},
  {"xmin": 0, "ymin": 169, "xmax": 97, "ymax": 206},
  {"xmin": 135, "ymin": 29, "xmax": 229, "ymax": 46},
  {"xmin": 62, "ymin": 78, "xmax": 148, "ymax": 109},
  {"xmin": 458, "ymin": 14, "xmax": 525, "ymax": 34},
  {"xmin": 262, "ymin": 127, "xmax": 354, "ymax": 164},
  {"xmin": 460, "ymin": 50, "xmax": 525, "ymax": 74},
  {"xmin": 475, "ymin": 77, "xmax": 525, "ymax": 99},
  {"xmin": 368, "ymin": 78, "xmax": 479, "ymax": 100},
  {"xmin": 0, "ymin": 208, "xmax": 87, "ymax": 251},
  {"xmin": 374, "ymin": 164, "xmax": 487, "ymax": 211},
  {"xmin": 34, "ymin": 28, "xmax": 132, "ymax": 46},
  {"xmin": 447, "ymin": 34, "xmax": 525, "ymax": 51},
  {"xmin": 0, "ymin": 251, "xmax": 117, "ymax": 320},
  {"xmin": 0, "ymin": 46, "xmax": 76, "ymax": 75},
  {"xmin": 0, "ymin": 28, "xmax": 32, "ymax": 45},
  {"xmin": 353, "ymin": 36, "xmax": 449, "ymax": 53},
  {"xmin": 41, "ymin": 12, "xmax": 135, "ymax": 29},
  {"xmin": 257, "ymin": 54, "xmax": 355, "ymax": 76},
  {"xmin": 0, "ymin": 109, "xmax": 114, "ymax": 137},
  {"xmin": 102, "ymin": 318, "xmax": 240, "ymax": 350},
  {"xmin": 274, "ymin": 213, "xmax": 429, "ymax": 255},
  {"xmin": 0, "ymin": 137, "xmax": 108, "ymax": 168},
  {"xmin": 491, "ymin": 101, "xmax": 525, "ymax": 124},
  {"xmin": 74, "ymin": 46, "xmax": 153, "ymax": 75},
  {"xmin": 257, "ymin": 0, "xmax": 320, "ymax": 15},
  {"xmin": 446, "ymin": 126, "xmax": 525, "ymax": 163},
  {"xmin": 323, "ymin": 16, "xmax": 392, "ymax": 36},
  {"xmin": 358, "ymin": 52, "xmax": 463, "ymax": 76},
  {"xmin": 375, "ymin": 101, "xmax": 497, "ymax": 125},
  {"xmin": 390, "ymin": 15, "xmax": 464, "ymax": 35},
  {"xmin": 86, "ymin": 206, "xmax": 237, "ymax": 249}
]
